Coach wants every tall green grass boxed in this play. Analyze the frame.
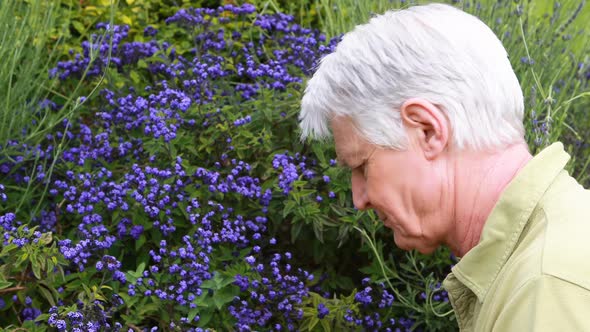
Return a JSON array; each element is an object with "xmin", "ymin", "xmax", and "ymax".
[
  {"xmin": 0, "ymin": 0, "xmax": 62, "ymax": 151},
  {"xmin": 0, "ymin": 0, "xmax": 117, "ymax": 221}
]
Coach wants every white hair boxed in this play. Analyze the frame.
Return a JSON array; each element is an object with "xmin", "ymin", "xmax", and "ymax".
[{"xmin": 299, "ymin": 3, "xmax": 525, "ymax": 151}]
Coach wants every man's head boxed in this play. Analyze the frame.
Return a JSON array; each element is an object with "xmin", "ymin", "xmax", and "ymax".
[{"xmin": 299, "ymin": 3, "xmax": 530, "ymax": 254}]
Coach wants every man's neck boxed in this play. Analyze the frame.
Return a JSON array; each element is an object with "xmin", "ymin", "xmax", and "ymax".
[{"xmin": 448, "ymin": 143, "xmax": 533, "ymax": 257}]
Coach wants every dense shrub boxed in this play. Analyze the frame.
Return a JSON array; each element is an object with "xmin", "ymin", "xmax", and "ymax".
[
  {"xmin": 0, "ymin": 3, "xmax": 456, "ymax": 331},
  {"xmin": 1, "ymin": 0, "xmax": 589, "ymax": 331}
]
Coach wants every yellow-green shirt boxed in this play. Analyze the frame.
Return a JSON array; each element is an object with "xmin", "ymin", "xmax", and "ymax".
[{"xmin": 442, "ymin": 142, "xmax": 590, "ymax": 331}]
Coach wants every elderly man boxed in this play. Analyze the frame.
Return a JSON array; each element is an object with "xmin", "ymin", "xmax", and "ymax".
[{"xmin": 299, "ymin": 3, "xmax": 590, "ymax": 331}]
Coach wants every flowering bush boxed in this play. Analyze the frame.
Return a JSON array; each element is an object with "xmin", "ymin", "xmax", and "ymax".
[
  {"xmin": 2, "ymin": 0, "xmax": 589, "ymax": 331},
  {"xmin": 0, "ymin": 3, "xmax": 456, "ymax": 331}
]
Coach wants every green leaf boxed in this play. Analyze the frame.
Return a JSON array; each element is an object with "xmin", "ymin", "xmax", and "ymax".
[
  {"xmin": 38, "ymin": 232, "xmax": 52, "ymax": 245},
  {"xmin": 137, "ymin": 59, "xmax": 149, "ymax": 70},
  {"xmin": 292, "ymin": 180, "xmax": 307, "ymax": 188},
  {"xmin": 298, "ymin": 188, "xmax": 316, "ymax": 198},
  {"xmin": 34, "ymin": 313, "xmax": 50, "ymax": 323},
  {"xmin": 291, "ymin": 221, "xmax": 303, "ymax": 243},
  {"xmin": 125, "ymin": 271, "xmax": 138, "ymax": 284},
  {"xmin": 194, "ymin": 293, "xmax": 212, "ymax": 308},
  {"xmin": 308, "ymin": 316, "xmax": 319, "ymax": 331},
  {"xmin": 71, "ymin": 21, "xmax": 86, "ymax": 35},
  {"xmin": 39, "ymin": 255, "xmax": 46, "ymax": 271},
  {"xmin": 135, "ymin": 234, "xmax": 146, "ymax": 251},
  {"xmin": 218, "ymin": 276, "xmax": 235, "ymax": 288},
  {"xmin": 197, "ymin": 308, "xmax": 214, "ymax": 327},
  {"xmin": 0, "ymin": 280, "xmax": 12, "ymax": 289},
  {"xmin": 200, "ymin": 278, "xmax": 218, "ymax": 290},
  {"xmin": 81, "ymin": 283, "xmax": 92, "ymax": 298},
  {"xmin": 213, "ymin": 286, "xmax": 238, "ymax": 310},
  {"xmin": 320, "ymin": 318, "xmax": 332, "ymax": 332},
  {"xmin": 32, "ymin": 258, "xmax": 42, "ymax": 279},
  {"xmin": 122, "ymin": 292, "xmax": 140, "ymax": 308},
  {"xmin": 187, "ymin": 307, "xmax": 199, "ymax": 323},
  {"xmin": 313, "ymin": 219, "xmax": 324, "ymax": 243},
  {"xmin": 130, "ymin": 69, "xmax": 141, "ymax": 85},
  {"xmin": 136, "ymin": 262, "xmax": 146, "ymax": 275},
  {"xmin": 169, "ymin": 142, "xmax": 177, "ymax": 158},
  {"xmin": 311, "ymin": 143, "xmax": 327, "ymax": 165},
  {"xmin": 19, "ymin": 252, "xmax": 29, "ymax": 263},
  {"xmin": 38, "ymin": 285, "xmax": 56, "ymax": 307},
  {"xmin": 137, "ymin": 303, "xmax": 160, "ymax": 316},
  {"xmin": 283, "ymin": 200, "xmax": 297, "ymax": 218},
  {"xmin": 1, "ymin": 244, "xmax": 18, "ymax": 256}
]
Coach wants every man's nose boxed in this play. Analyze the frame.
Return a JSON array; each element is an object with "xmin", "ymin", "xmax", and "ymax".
[{"xmin": 351, "ymin": 172, "xmax": 370, "ymax": 210}]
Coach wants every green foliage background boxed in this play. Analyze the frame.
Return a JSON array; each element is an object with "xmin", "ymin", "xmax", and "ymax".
[{"xmin": 0, "ymin": 0, "xmax": 588, "ymax": 331}]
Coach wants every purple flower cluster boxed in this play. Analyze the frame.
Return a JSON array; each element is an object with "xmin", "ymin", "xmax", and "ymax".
[
  {"xmin": 195, "ymin": 160, "xmax": 272, "ymax": 206},
  {"xmin": 342, "ymin": 279, "xmax": 419, "ymax": 331},
  {"xmin": 530, "ymin": 110, "xmax": 552, "ymax": 146},
  {"xmin": 233, "ymin": 115, "xmax": 252, "ymax": 127},
  {"xmin": 141, "ymin": 4, "xmax": 339, "ymax": 103},
  {"xmin": 50, "ymin": 23, "xmax": 159, "ymax": 80},
  {"xmin": 0, "ymin": 184, "xmax": 6, "ymax": 201},
  {"xmin": 47, "ymin": 294, "xmax": 124, "ymax": 332},
  {"xmin": 0, "ymin": 213, "xmax": 44, "ymax": 248},
  {"xmin": 165, "ymin": 4, "xmax": 257, "ymax": 29},
  {"xmin": 229, "ymin": 248, "xmax": 314, "ymax": 330},
  {"xmin": 21, "ymin": 296, "xmax": 42, "ymax": 322},
  {"xmin": 419, "ymin": 282, "xmax": 449, "ymax": 303},
  {"xmin": 272, "ymin": 153, "xmax": 316, "ymax": 195},
  {"xmin": 317, "ymin": 302, "xmax": 330, "ymax": 319},
  {"xmin": 120, "ymin": 160, "xmax": 273, "ymax": 328}
]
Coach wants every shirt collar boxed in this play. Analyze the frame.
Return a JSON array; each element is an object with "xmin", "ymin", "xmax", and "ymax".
[{"xmin": 449, "ymin": 142, "xmax": 571, "ymax": 301}]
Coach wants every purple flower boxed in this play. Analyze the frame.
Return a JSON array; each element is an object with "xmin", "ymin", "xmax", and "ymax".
[
  {"xmin": 520, "ymin": 56, "xmax": 535, "ymax": 65},
  {"xmin": 354, "ymin": 287, "xmax": 373, "ymax": 306},
  {"xmin": 144, "ymin": 26, "xmax": 158, "ymax": 37},
  {"xmin": 56, "ymin": 319, "xmax": 67, "ymax": 331},
  {"xmin": 130, "ymin": 225, "xmax": 144, "ymax": 239},
  {"xmin": 317, "ymin": 303, "xmax": 329, "ymax": 319}
]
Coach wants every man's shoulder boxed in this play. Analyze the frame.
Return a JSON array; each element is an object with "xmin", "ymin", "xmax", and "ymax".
[{"xmin": 538, "ymin": 170, "xmax": 590, "ymax": 291}]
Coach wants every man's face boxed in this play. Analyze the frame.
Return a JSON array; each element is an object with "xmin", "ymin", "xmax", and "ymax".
[{"xmin": 331, "ymin": 116, "xmax": 447, "ymax": 254}]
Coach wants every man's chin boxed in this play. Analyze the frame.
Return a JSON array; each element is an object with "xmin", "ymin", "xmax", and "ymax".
[
  {"xmin": 393, "ymin": 233, "xmax": 411, "ymax": 250},
  {"xmin": 416, "ymin": 246, "xmax": 437, "ymax": 255},
  {"xmin": 393, "ymin": 234, "xmax": 437, "ymax": 255}
]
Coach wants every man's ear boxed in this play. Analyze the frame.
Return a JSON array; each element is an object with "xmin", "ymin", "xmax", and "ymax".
[{"xmin": 400, "ymin": 98, "xmax": 449, "ymax": 160}]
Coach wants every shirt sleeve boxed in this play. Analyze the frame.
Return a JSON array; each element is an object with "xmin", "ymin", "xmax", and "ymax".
[{"xmin": 492, "ymin": 274, "xmax": 590, "ymax": 331}]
